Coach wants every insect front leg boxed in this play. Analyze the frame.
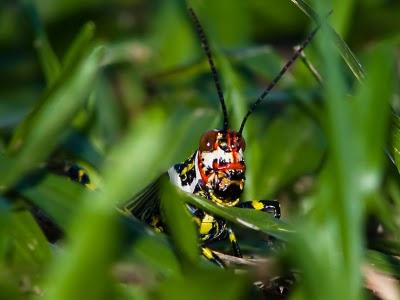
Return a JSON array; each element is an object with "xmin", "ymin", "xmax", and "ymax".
[
  {"xmin": 195, "ymin": 213, "xmax": 226, "ymax": 267},
  {"xmin": 227, "ymin": 227, "xmax": 242, "ymax": 258},
  {"xmin": 191, "ymin": 208, "xmax": 239, "ymax": 266},
  {"xmin": 237, "ymin": 200, "xmax": 281, "ymax": 219},
  {"xmin": 201, "ymin": 247, "xmax": 225, "ymax": 268}
]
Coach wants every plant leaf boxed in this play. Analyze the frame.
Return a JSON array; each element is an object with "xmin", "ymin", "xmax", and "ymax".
[{"xmin": 290, "ymin": 0, "xmax": 365, "ymax": 81}]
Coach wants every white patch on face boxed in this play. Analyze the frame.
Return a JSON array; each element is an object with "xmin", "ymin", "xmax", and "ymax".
[
  {"xmin": 200, "ymin": 148, "xmax": 244, "ymax": 171},
  {"xmin": 167, "ymin": 152, "xmax": 202, "ymax": 194}
]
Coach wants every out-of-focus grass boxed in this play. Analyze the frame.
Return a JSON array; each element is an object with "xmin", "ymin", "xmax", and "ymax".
[{"xmin": 0, "ymin": 0, "xmax": 399, "ymax": 299}]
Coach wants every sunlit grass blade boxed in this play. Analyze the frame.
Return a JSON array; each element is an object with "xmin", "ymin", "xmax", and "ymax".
[
  {"xmin": 352, "ymin": 43, "xmax": 394, "ymax": 183},
  {"xmin": 289, "ymin": 2, "xmax": 395, "ymax": 298},
  {"xmin": 287, "ymin": 1, "xmax": 361, "ymax": 298},
  {"xmin": 43, "ymin": 208, "xmax": 119, "ymax": 300},
  {"xmin": 2, "ymin": 46, "xmax": 105, "ymax": 188},
  {"xmin": 161, "ymin": 179, "xmax": 199, "ymax": 267},
  {"xmin": 290, "ymin": 0, "xmax": 365, "ymax": 81},
  {"xmin": 42, "ymin": 107, "xmax": 172, "ymax": 300},
  {"xmin": 62, "ymin": 22, "xmax": 96, "ymax": 69},
  {"xmin": 8, "ymin": 210, "xmax": 52, "ymax": 272},
  {"xmin": 166, "ymin": 182, "xmax": 292, "ymax": 240}
]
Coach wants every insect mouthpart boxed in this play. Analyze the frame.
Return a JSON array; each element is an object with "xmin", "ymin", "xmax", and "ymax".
[{"xmin": 212, "ymin": 180, "xmax": 244, "ymax": 203}]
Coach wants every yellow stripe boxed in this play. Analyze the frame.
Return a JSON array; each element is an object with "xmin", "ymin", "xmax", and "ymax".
[
  {"xmin": 229, "ymin": 231, "xmax": 236, "ymax": 243},
  {"xmin": 210, "ymin": 193, "xmax": 239, "ymax": 207},
  {"xmin": 78, "ymin": 169, "xmax": 85, "ymax": 180},
  {"xmin": 202, "ymin": 247, "xmax": 214, "ymax": 259},
  {"xmin": 199, "ymin": 215, "xmax": 214, "ymax": 235},
  {"xmin": 181, "ymin": 161, "xmax": 194, "ymax": 176},
  {"xmin": 252, "ymin": 200, "xmax": 264, "ymax": 210}
]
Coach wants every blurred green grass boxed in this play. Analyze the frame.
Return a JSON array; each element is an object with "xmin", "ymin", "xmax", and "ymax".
[{"xmin": 0, "ymin": 0, "xmax": 400, "ymax": 299}]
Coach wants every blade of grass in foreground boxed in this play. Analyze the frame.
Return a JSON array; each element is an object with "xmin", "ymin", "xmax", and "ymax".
[
  {"xmin": 161, "ymin": 179, "xmax": 199, "ymax": 267},
  {"xmin": 8, "ymin": 210, "xmax": 52, "ymax": 272},
  {"xmin": 62, "ymin": 22, "xmax": 96, "ymax": 69},
  {"xmin": 42, "ymin": 108, "xmax": 172, "ymax": 300},
  {"xmin": 289, "ymin": 1, "xmax": 394, "ymax": 298},
  {"xmin": 290, "ymin": 0, "xmax": 365, "ymax": 81},
  {"xmin": 164, "ymin": 182, "xmax": 292, "ymax": 241},
  {"xmin": 1, "ymin": 46, "xmax": 105, "ymax": 189}
]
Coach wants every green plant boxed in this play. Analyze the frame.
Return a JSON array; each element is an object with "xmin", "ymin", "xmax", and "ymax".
[{"xmin": 0, "ymin": 0, "xmax": 399, "ymax": 299}]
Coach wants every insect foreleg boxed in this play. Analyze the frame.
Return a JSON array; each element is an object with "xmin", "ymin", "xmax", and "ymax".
[
  {"xmin": 227, "ymin": 227, "xmax": 242, "ymax": 258},
  {"xmin": 237, "ymin": 200, "xmax": 281, "ymax": 219},
  {"xmin": 201, "ymin": 247, "xmax": 225, "ymax": 268}
]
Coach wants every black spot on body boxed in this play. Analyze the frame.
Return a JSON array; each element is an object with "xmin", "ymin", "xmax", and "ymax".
[{"xmin": 175, "ymin": 153, "xmax": 197, "ymax": 186}]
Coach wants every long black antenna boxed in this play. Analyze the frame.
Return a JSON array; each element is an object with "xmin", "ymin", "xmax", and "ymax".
[
  {"xmin": 188, "ymin": 8, "xmax": 229, "ymax": 131},
  {"xmin": 238, "ymin": 25, "xmax": 320, "ymax": 135}
]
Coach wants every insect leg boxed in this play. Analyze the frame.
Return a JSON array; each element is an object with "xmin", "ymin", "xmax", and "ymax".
[
  {"xmin": 238, "ymin": 200, "xmax": 281, "ymax": 219},
  {"xmin": 190, "ymin": 206, "xmax": 226, "ymax": 243},
  {"xmin": 201, "ymin": 247, "xmax": 225, "ymax": 268},
  {"xmin": 227, "ymin": 227, "xmax": 242, "ymax": 258},
  {"xmin": 191, "ymin": 208, "xmax": 235, "ymax": 265}
]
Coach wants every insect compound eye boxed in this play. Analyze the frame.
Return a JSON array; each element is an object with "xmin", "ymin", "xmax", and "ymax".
[{"xmin": 199, "ymin": 130, "xmax": 218, "ymax": 152}]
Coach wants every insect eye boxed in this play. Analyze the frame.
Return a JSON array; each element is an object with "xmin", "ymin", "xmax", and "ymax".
[{"xmin": 199, "ymin": 130, "xmax": 218, "ymax": 152}]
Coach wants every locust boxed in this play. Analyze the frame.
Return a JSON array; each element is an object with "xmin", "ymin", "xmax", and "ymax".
[{"xmin": 118, "ymin": 8, "xmax": 321, "ymax": 267}]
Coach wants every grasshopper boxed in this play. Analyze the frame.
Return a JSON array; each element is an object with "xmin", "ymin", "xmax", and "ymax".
[{"xmin": 121, "ymin": 8, "xmax": 320, "ymax": 267}]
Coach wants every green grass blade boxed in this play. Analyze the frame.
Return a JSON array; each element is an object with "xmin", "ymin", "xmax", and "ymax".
[
  {"xmin": 290, "ymin": 3, "xmax": 394, "ymax": 299},
  {"xmin": 18, "ymin": 174, "xmax": 88, "ymax": 229},
  {"xmin": 2, "ymin": 46, "xmax": 105, "ymax": 188},
  {"xmin": 129, "ymin": 235, "xmax": 180, "ymax": 276},
  {"xmin": 161, "ymin": 179, "xmax": 199, "ymax": 267},
  {"xmin": 42, "ymin": 107, "xmax": 172, "ymax": 300},
  {"xmin": 166, "ymin": 182, "xmax": 292, "ymax": 240},
  {"xmin": 290, "ymin": 0, "xmax": 365, "ymax": 81},
  {"xmin": 62, "ymin": 22, "xmax": 96, "ymax": 69},
  {"xmin": 155, "ymin": 268, "xmax": 249, "ymax": 300},
  {"xmin": 8, "ymin": 210, "xmax": 52, "ymax": 272}
]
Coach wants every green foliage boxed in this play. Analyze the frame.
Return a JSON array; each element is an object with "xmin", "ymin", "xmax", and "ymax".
[{"xmin": 0, "ymin": 0, "xmax": 399, "ymax": 299}]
